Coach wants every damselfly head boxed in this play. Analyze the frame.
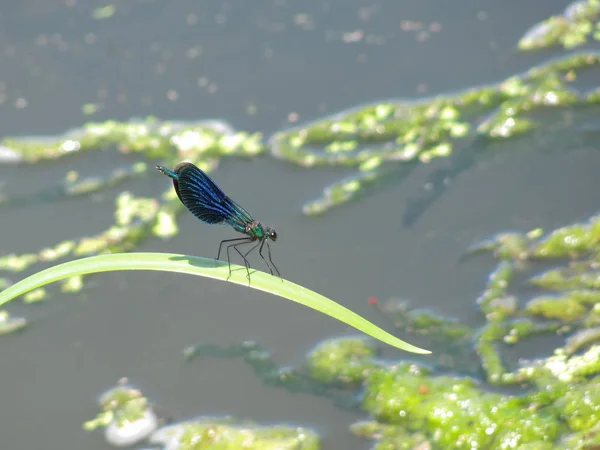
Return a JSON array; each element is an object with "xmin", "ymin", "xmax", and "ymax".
[{"xmin": 267, "ymin": 228, "xmax": 278, "ymax": 242}]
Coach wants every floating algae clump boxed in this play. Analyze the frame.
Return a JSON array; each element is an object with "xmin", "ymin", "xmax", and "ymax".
[
  {"xmin": 366, "ymin": 213, "xmax": 600, "ymax": 448},
  {"xmin": 84, "ymin": 382, "xmax": 158, "ymax": 447},
  {"xmin": 530, "ymin": 218, "xmax": 600, "ymax": 258},
  {"xmin": 555, "ymin": 376, "xmax": 600, "ymax": 431},
  {"xmin": 526, "ymin": 294, "xmax": 588, "ymax": 322},
  {"xmin": 325, "ymin": 336, "xmax": 600, "ymax": 449},
  {"xmin": 270, "ymin": 51, "xmax": 600, "ymax": 217},
  {"xmin": 85, "ymin": 381, "xmax": 319, "ymax": 449},
  {"xmin": 150, "ymin": 420, "xmax": 319, "ymax": 450},
  {"xmin": 296, "ymin": 213, "xmax": 600, "ymax": 448},
  {"xmin": 466, "ymin": 215, "xmax": 600, "ymax": 385},
  {"xmin": 362, "ymin": 365, "xmax": 560, "ymax": 449},
  {"xmin": 0, "ymin": 310, "xmax": 26, "ymax": 335},
  {"xmin": 306, "ymin": 336, "xmax": 378, "ymax": 385},
  {"xmin": 519, "ymin": 0, "xmax": 600, "ymax": 50}
]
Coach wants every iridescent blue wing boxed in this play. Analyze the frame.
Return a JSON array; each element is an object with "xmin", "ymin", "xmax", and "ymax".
[{"xmin": 172, "ymin": 162, "xmax": 255, "ymax": 232}]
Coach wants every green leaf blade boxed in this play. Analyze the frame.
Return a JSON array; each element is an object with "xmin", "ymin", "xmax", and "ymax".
[{"xmin": 0, "ymin": 252, "xmax": 430, "ymax": 354}]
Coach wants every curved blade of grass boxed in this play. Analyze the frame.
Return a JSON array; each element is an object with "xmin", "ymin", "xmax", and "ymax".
[{"xmin": 0, "ymin": 252, "xmax": 430, "ymax": 354}]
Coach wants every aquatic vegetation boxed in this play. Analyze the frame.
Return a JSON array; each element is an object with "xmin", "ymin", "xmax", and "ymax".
[
  {"xmin": 86, "ymin": 381, "xmax": 319, "ymax": 449},
  {"xmin": 361, "ymin": 366, "xmax": 561, "ymax": 448},
  {"xmin": 151, "ymin": 420, "xmax": 319, "ymax": 450},
  {"xmin": 270, "ymin": 51, "xmax": 599, "ymax": 218},
  {"xmin": 86, "ymin": 380, "xmax": 319, "ymax": 449},
  {"xmin": 518, "ymin": 0, "xmax": 600, "ymax": 50},
  {"xmin": 306, "ymin": 336, "xmax": 378, "ymax": 385},
  {"xmin": 0, "ymin": 310, "xmax": 26, "ymax": 335},
  {"xmin": 0, "ymin": 118, "xmax": 262, "ymax": 164},
  {"xmin": 84, "ymin": 381, "xmax": 158, "ymax": 447},
  {"xmin": 371, "ymin": 213, "xmax": 600, "ymax": 446},
  {"xmin": 461, "ymin": 214, "xmax": 600, "ymax": 383}
]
